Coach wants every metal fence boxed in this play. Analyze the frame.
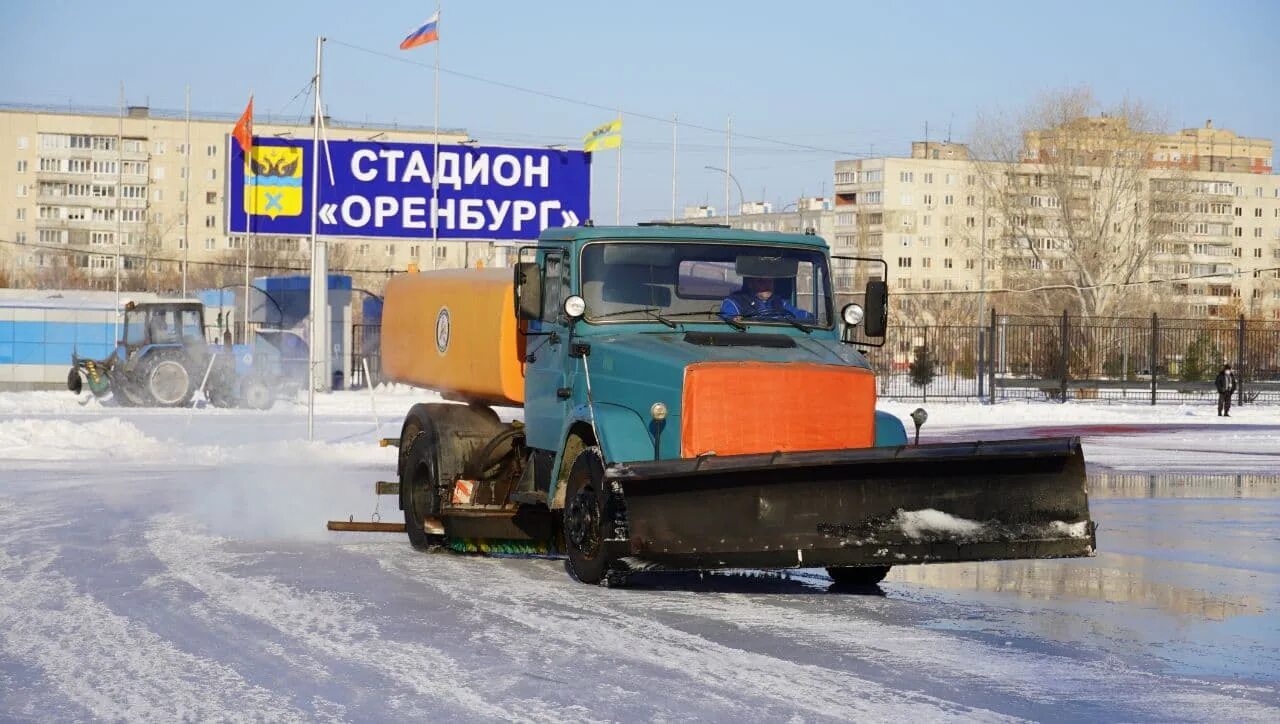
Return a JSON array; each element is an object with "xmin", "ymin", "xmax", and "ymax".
[
  {"xmin": 349, "ymin": 323, "xmax": 382, "ymax": 389},
  {"xmin": 874, "ymin": 311, "xmax": 1280, "ymax": 404}
]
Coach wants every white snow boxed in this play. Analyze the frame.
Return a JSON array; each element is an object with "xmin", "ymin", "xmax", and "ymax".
[
  {"xmin": 895, "ymin": 508, "xmax": 986, "ymax": 539},
  {"xmin": 0, "ymin": 389, "xmax": 1275, "ymax": 720}
]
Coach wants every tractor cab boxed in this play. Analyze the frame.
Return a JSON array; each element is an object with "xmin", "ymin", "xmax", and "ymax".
[{"xmin": 120, "ymin": 301, "xmax": 206, "ymax": 360}]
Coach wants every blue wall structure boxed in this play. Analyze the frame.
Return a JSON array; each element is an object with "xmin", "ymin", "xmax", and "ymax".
[{"xmin": 0, "ymin": 293, "xmax": 137, "ymax": 389}]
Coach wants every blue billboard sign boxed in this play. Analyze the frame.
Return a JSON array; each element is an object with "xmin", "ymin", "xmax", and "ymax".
[{"xmin": 228, "ymin": 138, "xmax": 591, "ymax": 240}]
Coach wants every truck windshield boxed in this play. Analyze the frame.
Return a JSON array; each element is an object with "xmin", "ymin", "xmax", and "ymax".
[{"xmin": 580, "ymin": 241, "xmax": 833, "ymax": 328}]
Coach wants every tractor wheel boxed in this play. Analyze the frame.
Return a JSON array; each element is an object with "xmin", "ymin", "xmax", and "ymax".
[
  {"xmin": 241, "ymin": 377, "xmax": 274, "ymax": 410},
  {"xmin": 111, "ymin": 369, "xmax": 149, "ymax": 407},
  {"xmin": 827, "ymin": 566, "xmax": 891, "ymax": 586},
  {"xmin": 204, "ymin": 367, "xmax": 237, "ymax": 408},
  {"xmin": 563, "ymin": 446, "xmax": 626, "ymax": 585},
  {"xmin": 142, "ymin": 353, "xmax": 195, "ymax": 407}
]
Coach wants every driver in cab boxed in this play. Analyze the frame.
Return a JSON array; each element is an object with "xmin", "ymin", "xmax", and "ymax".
[{"xmin": 720, "ymin": 275, "xmax": 814, "ymax": 322}]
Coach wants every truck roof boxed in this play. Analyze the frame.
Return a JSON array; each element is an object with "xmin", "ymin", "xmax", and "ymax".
[{"xmin": 538, "ymin": 224, "xmax": 829, "ymax": 249}]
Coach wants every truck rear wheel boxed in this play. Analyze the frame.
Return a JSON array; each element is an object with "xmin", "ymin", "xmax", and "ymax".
[
  {"xmin": 564, "ymin": 446, "xmax": 626, "ymax": 585},
  {"xmin": 399, "ymin": 403, "xmax": 505, "ymax": 550},
  {"xmin": 401, "ymin": 432, "xmax": 445, "ymax": 550},
  {"xmin": 827, "ymin": 566, "xmax": 891, "ymax": 586}
]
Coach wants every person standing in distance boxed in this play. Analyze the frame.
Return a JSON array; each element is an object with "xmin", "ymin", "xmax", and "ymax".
[{"xmin": 1214, "ymin": 363, "xmax": 1237, "ymax": 417}]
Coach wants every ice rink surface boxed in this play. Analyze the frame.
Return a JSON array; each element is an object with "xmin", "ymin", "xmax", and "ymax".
[{"xmin": 1, "ymin": 389, "xmax": 1277, "ymax": 721}]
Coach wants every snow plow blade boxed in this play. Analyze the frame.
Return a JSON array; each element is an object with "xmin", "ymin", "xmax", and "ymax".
[{"xmin": 606, "ymin": 437, "xmax": 1094, "ymax": 571}]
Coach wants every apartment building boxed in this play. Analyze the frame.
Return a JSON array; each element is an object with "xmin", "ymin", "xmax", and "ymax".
[
  {"xmin": 833, "ymin": 131, "xmax": 1280, "ymax": 320},
  {"xmin": 0, "ymin": 103, "xmax": 469, "ymax": 288},
  {"xmin": 832, "ymin": 142, "xmax": 994, "ymax": 309}
]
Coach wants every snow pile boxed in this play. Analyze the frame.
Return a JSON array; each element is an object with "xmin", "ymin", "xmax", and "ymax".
[
  {"xmin": 894, "ymin": 509, "xmax": 985, "ymax": 539},
  {"xmin": 0, "ymin": 418, "xmax": 177, "ymax": 463}
]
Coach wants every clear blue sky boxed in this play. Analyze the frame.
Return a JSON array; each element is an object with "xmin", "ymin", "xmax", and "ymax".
[{"xmin": 3, "ymin": 0, "xmax": 1277, "ymax": 224}]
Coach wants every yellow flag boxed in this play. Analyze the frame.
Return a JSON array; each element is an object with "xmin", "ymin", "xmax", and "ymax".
[{"xmin": 583, "ymin": 118, "xmax": 622, "ymax": 152}]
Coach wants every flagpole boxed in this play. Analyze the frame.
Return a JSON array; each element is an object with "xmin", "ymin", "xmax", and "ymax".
[
  {"xmin": 431, "ymin": 3, "xmax": 441, "ymax": 267},
  {"xmin": 671, "ymin": 113, "xmax": 677, "ymax": 221},
  {"xmin": 615, "ymin": 110, "xmax": 622, "ymax": 224},
  {"xmin": 182, "ymin": 84, "xmax": 191, "ymax": 297},
  {"xmin": 115, "ymin": 82, "xmax": 123, "ymax": 338},
  {"xmin": 244, "ymin": 90, "xmax": 253, "ymax": 346},
  {"xmin": 307, "ymin": 37, "xmax": 325, "ymax": 441},
  {"xmin": 724, "ymin": 115, "xmax": 732, "ymax": 224}
]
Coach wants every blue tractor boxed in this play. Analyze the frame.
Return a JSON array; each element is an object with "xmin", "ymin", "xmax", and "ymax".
[{"xmin": 67, "ymin": 300, "xmax": 298, "ymax": 409}]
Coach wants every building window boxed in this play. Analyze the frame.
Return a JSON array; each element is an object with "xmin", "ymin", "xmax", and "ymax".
[
  {"xmin": 206, "ymin": 168, "xmax": 217, "ymax": 181},
  {"xmin": 154, "ymin": 189, "xmax": 164, "ymax": 201},
  {"xmin": 944, "ymin": 258, "xmax": 953, "ymax": 269},
  {"xmin": 409, "ymin": 245, "xmax": 420, "ymax": 258},
  {"xmin": 206, "ymin": 191, "xmax": 217, "ymax": 204},
  {"xmin": 207, "ymin": 145, "xmax": 218, "ymax": 157},
  {"xmin": 921, "ymin": 257, "xmax": 932, "ymax": 268},
  {"xmin": 205, "ymin": 215, "xmax": 217, "ymax": 228},
  {"xmin": 923, "ymin": 194, "xmax": 934, "ymax": 205},
  {"xmin": 1255, "ymin": 208, "xmax": 1263, "ymax": 217},
  {"xmin": 1255, "ymin": 228, "xmax": 1263, "ymax": 238},
  {"xmin": 16, "ymin": 184, "xmax": 28, "ymax": 197},
  {"xmin": 897, "ymin": 257, "xmax": 912, "ymax": 267},
  {"xmin": 385, "ymin": 244, "xmax": 396, "ymax": 257},
  {"xmin": 17, "ymin": 136, "xmax": 28, "ymax": 150},
  {"xmin": 16, "ymin": 160, "xmax": 27, "ymax": 173},
  {"xmin": 205, "ymin": 238, "xmax": 215, "ymax": 250},
  {"xmin": 923, "ymin": 173, "xmax": 934, "ymax": 184},
  {"xmin": 900, "ymin": 171, "xmax": 914, "ymax": 183},
  {"xmin": 16, "ymin": 208, "xmax": 26, "ymax": 221},
  {"xmin": 901, "ymin": 194, "xmax": 913, "ymax": 206}
]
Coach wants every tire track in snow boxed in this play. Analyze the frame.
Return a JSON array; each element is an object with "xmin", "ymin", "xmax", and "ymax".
[
  {"xmin": 144, "ymin": 515, "xmax": 580, "ymax": 723},
  {"xmin": 624, "ymin": 580, "xmax": 1280, "ymax": 721},
  {"xmin": 0, "ymin": 500, "xmax": 307, "ymax": 722},
  {"xmin": 373, "ymin": 548, "xmax": 1014, "ymax": 722}
]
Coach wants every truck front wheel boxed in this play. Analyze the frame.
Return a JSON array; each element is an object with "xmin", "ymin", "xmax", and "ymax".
[{"xmin": 563, "ymin": 446, "xmax": 626, "ymax": 585}]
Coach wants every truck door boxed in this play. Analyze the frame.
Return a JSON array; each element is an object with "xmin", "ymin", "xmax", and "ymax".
[{"xmin": 523, "ymin": 248, "xmax": 573, "ymax": 452}]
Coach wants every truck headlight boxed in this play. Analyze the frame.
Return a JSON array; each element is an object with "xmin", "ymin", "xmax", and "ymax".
[
  {"xmin": 563, "ymin": 295, "xmax": 586, "ymax": 319},
  {"xmin": 842, "ymin": 303, "xmax": 865, "ymax": 326},
  {"xmin": 650, "ymin": 401, "xmax": 668, "ymax": 421}
]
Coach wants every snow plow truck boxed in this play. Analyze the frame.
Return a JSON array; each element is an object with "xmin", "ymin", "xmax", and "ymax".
[{"xmin": 371, "ymin": 224, "xmax": 1095, "ymax": 586}]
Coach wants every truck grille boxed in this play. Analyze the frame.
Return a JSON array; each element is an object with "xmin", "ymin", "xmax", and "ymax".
[{"xmin": 680, "ymin": 362, "xmax": 876, "ymax": 458}]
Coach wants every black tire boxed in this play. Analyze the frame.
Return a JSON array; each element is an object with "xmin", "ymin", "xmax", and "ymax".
[
  {"xmin": 827, "ymin": 566, "xmax": 891, "ymax": 586},
  {"xmin": 205, "ymin": 367, "xmax": 237, "ymax": 408},
  {"xmin": 142, "ymin": 352, "xmax": 195, "ymax": 407},
  {"xmin": 398, "ymin": 403, "xmax": 506, "ymax": 551},
  {"xmin": 401, "ymin": 431, "xmax": 446, "ymax": 550},
  {"xmin": 242, "ymin": 377, "xmax": 274, "ymax": 410},
  {"xmin": 563, "ymin": 446, "xmax": 625, "ymax": 585},
  {"xmin": 67, "ymin": 367, "xmax": 83, "ymax": 394}
]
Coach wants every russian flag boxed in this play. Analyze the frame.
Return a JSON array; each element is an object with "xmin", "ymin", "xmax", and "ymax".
[{"xmin": 400, "ymin": 12, "xmax": 440, "ymax": 50}]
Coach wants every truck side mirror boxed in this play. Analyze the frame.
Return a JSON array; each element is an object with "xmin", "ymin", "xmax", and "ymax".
[
  {"xmin": 863, "ymin": 280, "xmax": 888, "ymax": 337},
  {"xmin": 514, "ymin": 262, "xmax": 543, "ymax": 321}
]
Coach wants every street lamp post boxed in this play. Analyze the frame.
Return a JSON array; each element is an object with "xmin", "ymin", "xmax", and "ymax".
[{"xmin": 705, "ymin": 165, "xmax": 743, "ymax": 224}]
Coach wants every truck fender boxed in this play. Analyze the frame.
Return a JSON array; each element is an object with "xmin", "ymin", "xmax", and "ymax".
[
  {"xmin": 874, "ymin": 410, "xmax": 908, "ymax": 447},
  {"xmin": 546, "ymin": 401, "xmax": 651, "ymax": 509}
]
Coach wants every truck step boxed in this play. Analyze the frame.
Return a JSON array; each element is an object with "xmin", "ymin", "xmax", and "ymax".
[
  {"xmin": 375, "ymin": 481, "xmax": 400, "ymax": 496},
  {"xmin": 378, "ymin": 437, "xmax": 400, "ymax": 448}
]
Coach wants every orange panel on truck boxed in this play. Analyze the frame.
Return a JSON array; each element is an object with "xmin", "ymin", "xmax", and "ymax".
[
  {"xmin": 680, "ymin": 362, "xmax": 875, "ymax": 457},
  {"xmin": 380, "ymin": 269, "xmax": 525, "ymax": 406}
]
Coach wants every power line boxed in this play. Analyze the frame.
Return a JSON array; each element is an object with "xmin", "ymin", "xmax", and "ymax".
[
  {"xmin": 326, "ymin": 37, "xmax": 872, "ymax": 158},
  {"xmin": 0, "ymin": 237, "xmax": 402, "ymax": 276}
]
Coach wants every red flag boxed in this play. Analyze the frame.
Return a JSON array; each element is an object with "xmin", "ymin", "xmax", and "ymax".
[{"xmin": 232, "ymin": 95, "xmax": 254, "ymax": 154}]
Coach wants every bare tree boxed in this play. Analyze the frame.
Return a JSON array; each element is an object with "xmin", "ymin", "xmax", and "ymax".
[{"xmin": 970, "ymin": 87, "xmax": 1191, "ymax": 321}]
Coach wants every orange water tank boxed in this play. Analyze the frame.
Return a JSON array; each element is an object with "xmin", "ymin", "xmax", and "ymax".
[{"xmin": 380, "ymin": 268, "xmax": 525, "ymax": 406}]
